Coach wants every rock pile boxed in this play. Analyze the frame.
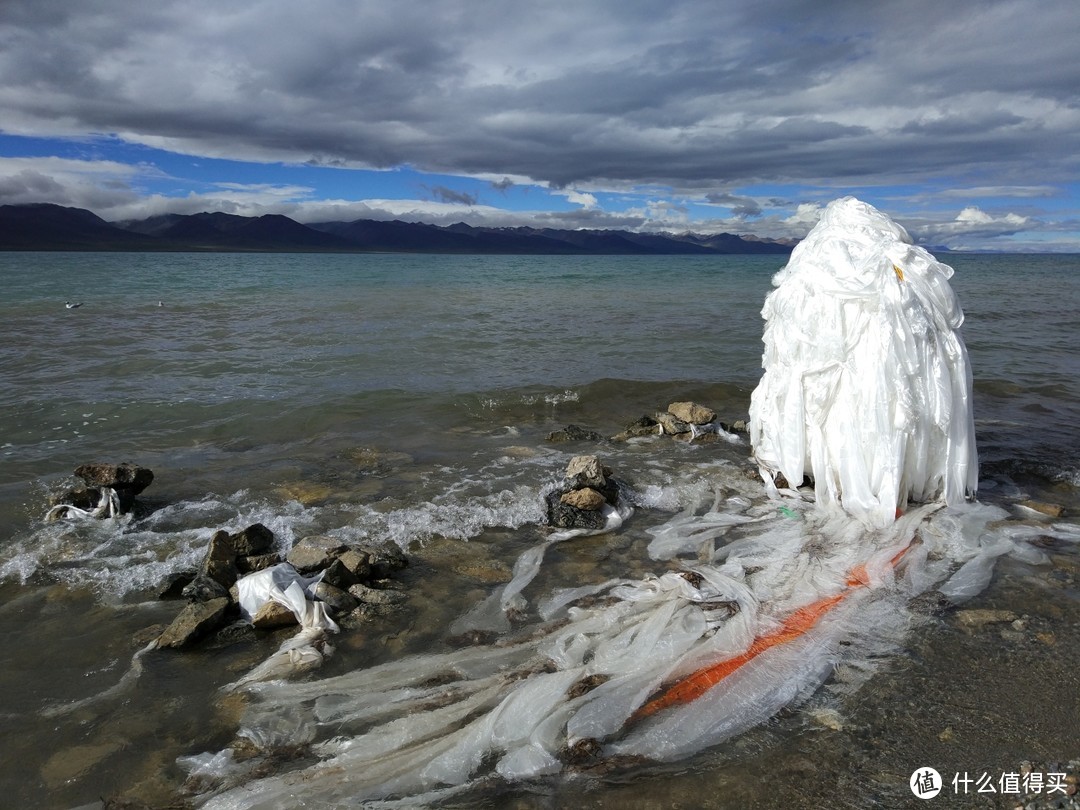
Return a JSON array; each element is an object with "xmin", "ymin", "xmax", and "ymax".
[
  {"xmin": 612, "ymin": 400, "xmax": 740, "ymax": 442},
  {"xmin": 546, "ymin": 402, "xmax": 744, "ymax": 445},
  {"xmin": 545, "ymin": 454, "xmax": 624, "ymax": 531},
  {"xmin": 155, "ymin": 524, "xmax": 408, "ymax": 648}
]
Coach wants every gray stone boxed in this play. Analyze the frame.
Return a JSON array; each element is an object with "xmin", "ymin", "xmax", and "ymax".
[
  {"xmin": 201, "ymin": 529, "xmax": 238, "ymax": 589},
  {"xmin": 655, "ymin": 411, "xmax": 691, "ymax": 435},
  {"xmin": 336, "ymin": 548, "xmax": 372, "ymax": 580},
  {"xmin": 49, "ymin": 485, "xmax": 102, "ymax": 511},
  {"xmin": 611, "ymin": 415, "xmax": 659, "ymax": 441},
  {"xmin": 205, "ymin": 530, "xmax": 236, "ymax": 561},
  {"xmin": 231, "ymin": 523, "xmax": 275, "ymax": 556},
  {"xmin": 320, "ymin": 558, "xmax": 359, "ymax": 589},
  {"xmin": 547, "ymin": 424, "xmax": 603, "ymax": 443},
  {"xmin": 236, "ymin": 553, "xmax": 283, "ymax": 575},
  {"xmin": 73, "ymin": 462, "xmax": 154, "ymax": 494},
  {"xmin": 314, "ymin": 581, "xmax": 360, "ymax": 614},
  {"xmin": 286, "ymin": 535, "xmax": 346, "ymax": 573},
  {"xmin": 158, "ymin": 570, "xmax": 197, "ymax": 600},
  {"xmin": 565, "ymin": 455, "xmax": 606, "ymax": 490},
  {"xmin": 181, "ymin": 575, "xmax": 230, "ymax": 603},
  {"xmin": 356, "ymin": 543, "xmax": 408, "ymax": 578},
  {"xmin": 156, "ymin": 597, "xmax": 230, "ymax": 648},
  {"xmin": 668, "ymin": 401, "xmax": 716, "ymax": 425}
]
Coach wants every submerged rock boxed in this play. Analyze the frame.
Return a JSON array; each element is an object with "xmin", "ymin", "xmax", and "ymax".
[
  {"xmin": 546, "ymin": 492, "xmax": 610, "ymax": 530},
  {"xmin": 547, "ymin": 424, "xmax": 604, "ymax": 443},
  {"xmin": 611, "ymin": 415, "xmax": 660, "ymax": 441},
  {"xmin": 956, "ymin": 608, "xmax": 1019, "ymax": 629}
]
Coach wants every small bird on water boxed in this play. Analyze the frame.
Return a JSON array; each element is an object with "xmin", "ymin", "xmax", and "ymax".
[{"xmin": 65, "ymin": 301, "xmax": 83, "ymax": 309}]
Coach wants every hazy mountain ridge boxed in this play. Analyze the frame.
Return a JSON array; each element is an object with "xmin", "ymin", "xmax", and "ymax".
[{"xmin": 0, "ymin": 203, "xmax": 795, "ymax": 254}]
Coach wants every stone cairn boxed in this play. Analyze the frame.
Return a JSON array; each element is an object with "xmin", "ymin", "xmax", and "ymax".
[
  {"xmin": 544, "ymin": 454, "xmax": 624, "ymax": 531},
  {"xmin": 156, "ymin": 525, "xmax": 408, "ymax": 649}
]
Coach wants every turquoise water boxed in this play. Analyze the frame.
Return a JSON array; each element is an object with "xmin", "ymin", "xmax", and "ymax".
[{"xmin": 0, "ymin": 251, "xmax": 1078, "ymax": 807}]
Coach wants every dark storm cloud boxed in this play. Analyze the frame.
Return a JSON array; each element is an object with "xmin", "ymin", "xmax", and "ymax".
[
  {"xmin": 704, "ymin": 193, "xmax": 763, "ymax": 217},
  {"xmin": 425, "ymin": 185, "xmax": 479, "ymax": 206},
  {"xmin": 1, "ymin": 0, "xmax": 1076, "ymax": 193}
]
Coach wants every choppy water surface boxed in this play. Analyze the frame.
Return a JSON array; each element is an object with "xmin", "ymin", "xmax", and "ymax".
[{"xmin": 0, "ymin": 251, "xmax": 1077, "ymax": 807}]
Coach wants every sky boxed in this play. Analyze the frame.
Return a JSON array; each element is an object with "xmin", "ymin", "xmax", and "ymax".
[{"xmin": 1, "ymin": 0, "xmax": 1078, "ymax": 251}]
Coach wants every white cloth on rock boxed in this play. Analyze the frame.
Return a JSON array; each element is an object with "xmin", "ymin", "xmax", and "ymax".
[{"xmin": 749, "ymin": 196, "xmax": 978, "ymax": 527}]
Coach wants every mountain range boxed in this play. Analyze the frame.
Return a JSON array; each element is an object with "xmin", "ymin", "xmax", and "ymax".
[{"xmin": 0, "ymin": 203, "xmax": 795, "ymax": 254}]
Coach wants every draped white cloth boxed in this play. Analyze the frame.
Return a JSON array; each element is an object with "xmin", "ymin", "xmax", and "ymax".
[{"xmin": 749, "ymin": 197, "xmax": 978, "ymax": 527}]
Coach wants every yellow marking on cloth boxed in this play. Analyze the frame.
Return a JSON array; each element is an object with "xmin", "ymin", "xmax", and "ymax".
[{"xmin": 893, "ymin": 264, "xmax": 905, "ymax": 282}]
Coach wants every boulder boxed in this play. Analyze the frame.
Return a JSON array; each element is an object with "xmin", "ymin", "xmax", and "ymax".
[
  {"xmin": 231, "ymin": 523, "xmax": 275, "ymax": 556},
  {"xmin": 158, "ymin": 570, "xmax": 197, "ymax": 600},
  {"xmin": 321, "ymin": 558, "xmax": 361, "ymax": 589},
  {"xmin": 560, "ymin": 487, "xmax": 606, "ymax": 511},
  {"xmin": 611, "ymin": 415, "xmax": 659, "ymax": 441},
  {"xmin": 336, "ymin": 548, "xmax": 372, "ymax": 580},
  {"xmin": 547, "ymin": 424, "xmax": 603, "ymax": 443},
  {"xmin": 156, "ymin": 598, "xmax": 230, "ymax": 648},
  {"xmin": 314, "ymin": 581, "xmax": 360, "ymax": 614},
  {"xmin": 667, "ymin": 401, "xmax": 716, "ymax": 425},
  {"xmin": 73, "ymin": 462, "xmax": 153, "ymax": 513},
  {"xmin": 286, "ymin": 535, "xmax": 347, "ymax": 573},
  {"xmin": 74, "ymin": 462, "xmax": 154, "ymax": 494},
  {"xmin": 565, "ymin": 455, "xmax": 606, "ymax": 490},
  {"xmin": 236, "ymin": 553, "xmax": 283, "ymax": 575},
  {"xmin": 201, "ymin": 530, "xmax": 238, "ymax": 589},
  {"xmin": 358, "ymin": 544, "xmax": 408, "ymax": 578}
]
